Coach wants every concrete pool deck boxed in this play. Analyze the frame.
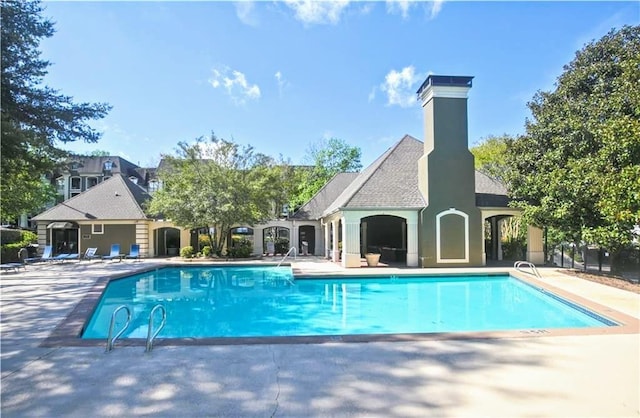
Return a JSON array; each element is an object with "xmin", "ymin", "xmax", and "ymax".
[{"xmin": 1, "ymin": 257, "xmax": 639, "ymax": 417}]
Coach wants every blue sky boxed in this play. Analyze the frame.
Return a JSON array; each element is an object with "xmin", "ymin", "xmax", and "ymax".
[{"xmin": 40, "ymin": 1, "xmax": 639, "ymax": 168}]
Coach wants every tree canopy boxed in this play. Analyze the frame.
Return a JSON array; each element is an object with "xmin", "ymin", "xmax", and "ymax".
[
  {"xmin": 289, "ymin": 137, "xmax": 362, "ymax": 209},
  {"xmin": 1, "ymin": 0, "xmax": 111, "ymax": 220},
  {"xmin": 470, "ymin": 134, "xmax": 512, "ymax": 183},
  {"xmin": 505, "ymin": 25, "xmax": 640, "ymax": 257},
  {"xmin": 148, "ymin": 134, "xmax": 289, "ymax": 253}
]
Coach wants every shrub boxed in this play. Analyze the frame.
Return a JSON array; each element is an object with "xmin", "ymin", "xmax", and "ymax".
[
  {"xmin": 0, "ymin": 230, "xmax": 38, "ymax": 262},
  {"xmin": 180, "ymin": 246, "xmax": 194, "ymax": 258},
  {"xmin": 201, "ymin": 245, "xmax": 212, "ymax": 257},
  {"xmin": 274, "ymin": 237, "xmax": 290, "ymax": 255},
  {"xmin": 198, "ymin": 234, "xmax": 212, "ymax": 248},
  {"xmin": 228, "ymin": 238, "xmax": 252, "ymax": 258}
]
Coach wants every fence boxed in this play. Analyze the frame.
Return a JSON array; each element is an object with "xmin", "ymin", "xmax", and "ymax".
[{"xmin": 549, "ymin": 243, "xmax": 640, "ymax": 280}]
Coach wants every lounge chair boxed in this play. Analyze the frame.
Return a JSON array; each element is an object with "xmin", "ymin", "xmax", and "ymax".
[
  {"xmin": 24, "ymin": 245, "xmax": 53, "ymax": 264},
  {"xmin": 102, "ymin": 244, "xmax": 124, "ymax": 262},
  {"xmin": 82, "ymin": 247, "xmax": 100, "ymax": 261},
  {"xmin": 125, "ymin": 244, "xmax": 141, "ymax": 261},
  {"xmin": 0, "ymin": 263, "xmax": 25, "ymax": 273},
  {"xmin": 52, "ymin": 253, "xmax": 72, "ymax": 263}
]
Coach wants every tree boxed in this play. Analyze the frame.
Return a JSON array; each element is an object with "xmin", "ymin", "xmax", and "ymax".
[
  {"xmin": 1, "ymin": 0, "xmax": 111, "ymax": 220},
  {"xmin": 505, "ymin": 25, "xmax": 640, "ymax": 269},
  {"xmin": 289, "ymin": 137, "xmax": 362, "ymax": 209},
  {"xmin": 148, "ymin": 134, "xmax": 289, "ymax": 254},
  {"xmin": 470, "ymin": 134, "xmax": 511, "ymax": 183}
]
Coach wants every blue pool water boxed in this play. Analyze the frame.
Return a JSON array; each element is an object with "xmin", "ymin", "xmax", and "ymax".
[{"xmin": 82, "ymin": 266, "xmax": 615, "ymax": 339}]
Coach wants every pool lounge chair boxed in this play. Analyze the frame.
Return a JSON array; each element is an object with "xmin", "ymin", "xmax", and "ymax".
[
  {"xmin": 0, "ymin": 263, "xmax": 25, "ymax": 273},
  {"xmin": 52, "ymin": 253, "xmax": 73, "ymax": 263},
  {"xmin": 24, "ymin": 245, "xmax": 53, "ymax": 264},
  {"xmin": 125, "ymin": 244, "xmax": 141, "ymax": 261},
  {"xmin": 102, "ymin": 244, "xmax": 124, "ymax": 262},
  {"xmin": 60, "ymin": 253, "xmax": 81, "ymax": 262},
  {"xmin": 82, "ymin": 247, "xmax": 100, "ymax": 261}
]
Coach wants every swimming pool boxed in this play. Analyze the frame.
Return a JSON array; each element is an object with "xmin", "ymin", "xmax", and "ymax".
[{"xmin": 81, "ymin": 266, "xmax": 616, "ymax": 340}]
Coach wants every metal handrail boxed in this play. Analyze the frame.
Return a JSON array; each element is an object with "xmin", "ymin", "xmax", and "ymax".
[
  {"xmin": 514, "ymin": 260, "xmax": 542, "ymax": 279},
  {"xmin": 277, "ymin": 246, "xmax": 297, "ymax": 267},
  {"xmin": 106, "ymin": 305, "xmax": 131, "ymax": 352},
  {"xmin": 145, "ymin": 304, "xmax": 166, "ymax": 352}
]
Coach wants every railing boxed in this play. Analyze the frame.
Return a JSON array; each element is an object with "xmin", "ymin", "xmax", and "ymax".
[
  {"xmin": 277, "ymin": 247, "xmax": 297, "ymax": 267},
  {"xmin": 106, "ymin": 305, "xmax": 131, "ymax": 352},
  {"xmin": 145, "ymin": 304, "xmax": 166, "ymax": 353},
  {"xmin": 514, "ymin": 260, "xmax": 542, "ymax": 279}
]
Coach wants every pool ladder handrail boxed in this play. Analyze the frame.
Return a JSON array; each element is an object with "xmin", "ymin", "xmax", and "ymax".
[
  {"xmin": 277, "ymin": 246, "xmax": 297, "ymax": 267},
  {"xmin": 106, "ymin": 305, "xmax": 131, "ymax": 352},
  {"xmin": 145, "ymin": 304, "xmax": 166, "ymax": 353},
  {"xmin": 514, "ymin": 260, "xmax": 542, "ymax": 279}
]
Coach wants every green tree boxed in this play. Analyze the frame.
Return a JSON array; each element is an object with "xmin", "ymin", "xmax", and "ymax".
[
  {"xmin": 1, "ymin": 0, "xmax": 111, "ymax": 220},
  {"xmin": 148, "ymin": 134, "xmax": 288, "ymax": 254},
  {"xmin": 470, "ymin": 134, "xmax": 511, "ymax": 183},
  {"xmin": 289, "ymin": 137, "xmax": 362, "ymax": 209},
  {"xmin": 506, "ymin": 25, "xmax": 640, "ymax": 269}
]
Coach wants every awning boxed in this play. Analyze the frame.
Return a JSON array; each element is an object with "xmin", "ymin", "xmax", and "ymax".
[{"xmin": 46, "ymin": 221, "xmax": 79, "ymax": 229}]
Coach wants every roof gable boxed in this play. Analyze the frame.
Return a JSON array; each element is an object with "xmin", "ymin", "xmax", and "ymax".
[
  {"xmin": 323, "ymin": 135, "xmax": 426, "ymax": 215},
  {"xmin": 32, "ymin": 174, "xmax": 150, "ymax": 221},
  {"xmin": 291, "ymin": 172, "xmax": 359, "ymax": 220}
]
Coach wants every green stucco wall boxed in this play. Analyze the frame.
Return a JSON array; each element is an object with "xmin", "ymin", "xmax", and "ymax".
[{"xmin": 418, "ymin": 95, "xmax": 483, "ymax": 267}]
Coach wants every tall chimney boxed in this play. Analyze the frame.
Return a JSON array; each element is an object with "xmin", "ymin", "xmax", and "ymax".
[{"xmin": 416, "ymin": 75, "xmax": 482, "ymax": 267}]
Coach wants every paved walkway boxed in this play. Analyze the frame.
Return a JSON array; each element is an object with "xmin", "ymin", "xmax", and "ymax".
[{"xmin": 1, "ymin": 259, "xmax": 639, "ymax": 417}]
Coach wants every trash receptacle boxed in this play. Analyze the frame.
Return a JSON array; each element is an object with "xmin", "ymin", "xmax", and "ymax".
[{"xmin": 301, "ymin": 241, "xmax": 309, "ymax": 256}]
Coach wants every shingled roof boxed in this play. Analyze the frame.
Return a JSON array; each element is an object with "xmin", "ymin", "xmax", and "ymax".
[
  {"xmin": 291, "ymin": 172, "xmax": 360, "ymax": 220},
  {"xmin": 318, "ymin": 135, "xmax": 510, "ymax": 217},
  {"xmin": 322, "ymin": 135, "xmax": 426, "ymax": 216},
  {"xmin": 32, "ymin": 174, "xmax": 150, "ymax": 221}
]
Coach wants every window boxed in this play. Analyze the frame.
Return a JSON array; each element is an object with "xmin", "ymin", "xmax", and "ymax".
[
  {"xmin": 87, "ymin": 177, "xmax": 98, "ymax": 188},
  {"xmin": 103, "ymin": 160, "xmax": 113, "ymax": 171},
  {"xmin": 92, "ymin": 224, "xmax": 104, "ymax": 234},
  {"xmin": 56, "ymin": 178, "xmax": 65, "ymax": 194},
  {"xmin": 148, "ymin": 179, "xmax": 160, "ymax": 192},
  {"xmin": 70, "ymin": 176, "xmax": 81, "ymax": 190}
]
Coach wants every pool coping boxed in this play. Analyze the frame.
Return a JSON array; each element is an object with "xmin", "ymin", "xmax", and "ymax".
[{"xmin": 40, "ymin": 264, "xmax": 639, "ymax": 348}]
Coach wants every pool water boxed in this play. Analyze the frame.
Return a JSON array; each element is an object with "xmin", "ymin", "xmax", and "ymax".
[{"xmin": 82, "ymin": 266, "xmax": 615, "ymax": 339}]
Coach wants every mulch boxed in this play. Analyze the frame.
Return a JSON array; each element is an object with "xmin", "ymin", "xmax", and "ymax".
[{"xmin": 560, "ymin": 269, "xmax": 640, "ymax": 294}]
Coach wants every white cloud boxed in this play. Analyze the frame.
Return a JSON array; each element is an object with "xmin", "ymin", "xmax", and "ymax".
[
  {"xmin": 274, "ymin": 71, "xmax": 290, "ymax": 97},
  {"xmin": 234, "ymin": 1, "xmax": 259, "ymax": 26},
  {"xmin": 385, "ymin": 0, "xmax": 444, "ymax": 20},
  {"xmin": 428, "ymin": 0, "xmax": 444, "ymax": 19},
  {"xmin": 284, "ymin": 0, "xmax": 350, "ymax": 25},
  {"xmin": 379, "ymin": 66, "xmax": 422, "ymax": 108},
  {"xmin": 209, "ymin": 67, "xmax": 261, "ymax": 105},
  {"xmin": 386, "ymin": 0, "xmax": 416, "ymax": 19}
]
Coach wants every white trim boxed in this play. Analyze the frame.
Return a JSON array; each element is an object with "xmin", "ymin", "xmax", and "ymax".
[
  {"xmin": 419, "ymin": 85, "xmax": 470, "ymax": 106},
  {"xmin": 436, "ymin": 208, "xmax": 469, "ymax": 263},
  {"xmin": 92, "ymin": 224, "xmax": 104, "ymax": 234}
]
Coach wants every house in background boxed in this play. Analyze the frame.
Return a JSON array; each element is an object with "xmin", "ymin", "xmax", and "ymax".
[
  {"xmin": 28, "ymin": 75, "xmax": 544, "ymax": 266},
  {"xmin": 30, "ymin": 174, "xmax": 185, "ymax": 258},
  {"xmin": 52, "ymin": 155, "xmax": 158, "ymax": 202}
]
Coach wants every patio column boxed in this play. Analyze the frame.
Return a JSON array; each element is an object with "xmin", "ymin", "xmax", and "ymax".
[
  {"xmin": 323, "ymin": 221, "xmax": 330, "ymax": 258},
  {"xmin": 496, "ymin": 218, "xmax": 503, "ymax": 261},
  {"xmin": 253, "ymin": 226, "xmax": 264, "ymax": 256},
  {"xmin": 406, "ymin": 214, "xmax": 419, "ymax": 267},
  {"xmin": 331, "ymin": 219, "xmax": 339, "ymax": 262},
  {"xmin": 342, "ymin": 217, "xmax": 361, "ymax": 268},
  {"xmin": 527, "ymin": 225, "xmax": 544, "ymax": 264}
]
